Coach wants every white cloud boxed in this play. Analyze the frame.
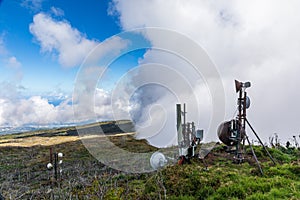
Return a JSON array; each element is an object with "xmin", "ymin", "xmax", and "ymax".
[
  {"xmin": 0, "ymin": 82, "xmax": 23, "ymax": 100},
  {"xmin": 110, "ymin": 0, "xmax": 300, "ymax": 144},
  {"xmin": 0, "ymin": 96, "xmax": 72, "ymax": 127},
  {"xmin": 21, "ymin": 0, "xmax": 43, "ymax": 12},
  {"xmin": 29, "ymin": 13, "xmax": 99, "ymax": 67},
  {"xmin": 0, "ymin": 88, "xmax": 116, "ymax": 128},
  {"xmin": 51, "ymin": 7, "xmax": 64, "ymax": 17},
  {"xmin": 0, "ymin": 35, "xmax": 23, "ymax": 81},
  {"xmin": 6, "ymin": 56, "xmax": 22, "ymax": 68}
]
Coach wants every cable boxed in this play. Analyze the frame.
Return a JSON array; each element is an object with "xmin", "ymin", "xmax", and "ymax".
[{"xmin": 231, "ymin": 107, "xmax": 238, "ymax": 119}]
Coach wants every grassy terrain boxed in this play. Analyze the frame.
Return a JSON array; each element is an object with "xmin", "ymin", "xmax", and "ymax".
[{"xmin": 0, "ymin": 122, "xmax": 299, "ymax": 199}]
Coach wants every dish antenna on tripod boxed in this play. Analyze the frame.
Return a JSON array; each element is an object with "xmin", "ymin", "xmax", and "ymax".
[
  {"xmin": 217, "ymin": 80, "xmax": 275, "ymax": 175},
  {"xmin": 150, "ymin": 152, "xmax": 167, "ymax": 170}
]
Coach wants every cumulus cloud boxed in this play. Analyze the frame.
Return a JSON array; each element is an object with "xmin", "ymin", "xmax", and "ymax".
[
  {"xmin": 29, "ymin": 13, "xmax": 98, "ymax": 67},
  {"xmin": 0, "ymin": 88, "xmax": 116, "ymax": 128},
  {"xmin": 0, "ymin": 96, "xmax": 72, "ymax": 127},
  {"xmin": 0, "ymin": 82, "xmax": 24, "ymax": 100},
  {"xmin": 0, "ymin": 35, "xmax": 23, "ymax": 82},
  {"xmin": 21, "ymin": 0, "xmax": 43, "ymax": 12},
  {"xmin": 51, "ymin": 7, "xmax": 64, "ymax": 17},
  {"xmin": 110, "ymin": 0, "xmax": 300, "ymax": 144},
  {"xmin": 6, "ymin": 56, "xmax": 22, "ymax": 68}
]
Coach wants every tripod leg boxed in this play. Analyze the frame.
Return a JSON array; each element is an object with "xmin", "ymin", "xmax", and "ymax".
[
  {"xmin": 242, "ymin": 138, "xmax": 246, "ymax": 154},
  {"xmin": 245, "ymin": 135, "xmax": 264, "ymax": 175},
  {"xmin": 245, "ymin": 118, "xmax": 276, "ymax": 165},
  {"xmin": 201, "ymin": 158, "xmax": 208, "ymax": 171}
]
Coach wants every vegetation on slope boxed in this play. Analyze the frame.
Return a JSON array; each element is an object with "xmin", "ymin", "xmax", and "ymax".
[{"xmin": 0, "ymin": 124, "xmax": 299, "ymax": 199}]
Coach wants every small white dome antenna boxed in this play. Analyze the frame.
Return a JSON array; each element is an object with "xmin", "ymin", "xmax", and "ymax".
[
  {"xmin": 150, "ymin": 152, "xmax": 167, "ymax": 170},
  {"xmin": 47, "ymin": 163, "xmax": 53, "ymax": 170},
  {"xmin": 47, "ymin": 147, "xmax": 64, "ymax": 182}
]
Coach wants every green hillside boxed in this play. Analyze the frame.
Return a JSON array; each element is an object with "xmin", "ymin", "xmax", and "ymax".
[{"xmin": 0, "ymin": 124, "xmax": 299, "ymax": 199}]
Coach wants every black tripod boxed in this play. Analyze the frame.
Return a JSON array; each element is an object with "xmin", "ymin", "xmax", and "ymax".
[{"xmin": 244, "ymin": 118, "xmax": 276, "ymax": 175}]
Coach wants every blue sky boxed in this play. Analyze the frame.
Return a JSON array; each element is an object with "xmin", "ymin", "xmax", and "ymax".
[
  {"xmin": 0, "ymin": 0, "xmax": 151, "ymax": 133},
  {"xmin": 0, "ymin": 0, "xmax": 129, "ymax": 95}
]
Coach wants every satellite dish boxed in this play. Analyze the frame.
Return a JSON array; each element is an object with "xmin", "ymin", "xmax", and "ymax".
[
  {"xmin": 217, "ymin": 120, "xmax": 245, "ymax": 146},
  {"xmin": 150, "ymin": 152, "xmax": 167, "ymax": 170},
  {"xmin": 245, "ymin": 96, "xmax": 250, "ymax": 109},
  {"xmin": 235, "ymin": 80, "xmax": 242, "ymax": 93},
  {"xmin": 238, "ymin": 96, "xmax": 251, "ymax": 109}
]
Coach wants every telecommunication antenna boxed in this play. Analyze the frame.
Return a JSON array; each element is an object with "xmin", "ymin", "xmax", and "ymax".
[
  {"xmin": 47, "ymin": 147, "xmax": 63, "ymax": 183},
  {"xmin": 149, "ymin": 103, "xmax": 204, "ymax": 170},
  {"xmin": 176, "ymin": 103, "xmax": 203, "ymax": 164},
  {"xmin": 217, "ymin": 80, "xmax": 275, "ymax": 175}
]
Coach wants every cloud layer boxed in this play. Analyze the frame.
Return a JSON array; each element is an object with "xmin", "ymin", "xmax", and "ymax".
[
  {"xmin": 0, "ymin": 88, "xmax": 114, "ymax": 128},
  {"xmin": 111, "ymin": 0, "xmax": 300, "ymax": 144}
]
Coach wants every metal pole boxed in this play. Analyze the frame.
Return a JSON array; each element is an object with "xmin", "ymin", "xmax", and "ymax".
[
  {"xmin": 242, "ymin": 91, "xmax": 247, "ymax": 128},
  {"xmin": 241, "ymin": 91, "xmax": 247, "ymax": 154},
  {"xmin": 245, "ymin": 134, "xmax": 264, "ymax": 175},
  {"xmin": 50, "ymin": 147, "xmax": 53, "ymax": 164},
  {"xmin": 192, "ymin": 122, "xmax": 195, "ymax": 139},
  {"xmin": 245, "ymin": 118, "xmax": 276, "ymax": 165},
  {"xmin": 238, "ymin": 90, "xmax": 243, "ymax": 126},
  {"xmin": 183, "ymin": 103, "xmax": 187, "ymax": 145},
  {"xmin": 176, "ymin": 104, "xmax": 184, "ymax": 156},
  {"xmin": 187, "ymin": 122, "xmax": 191, "ymax": 145},
  {"xmin": 183, "ymin": 104, "xmax": 186, "ymax": 125},
  {"xmin": 54, "ymin": 153, "xmax": 58, "ymax": 181},
  {"xmin": 236, "ymin": 90, "xmax": 243, "ymax": 160},
  {"xmin": 176, "ymin": 104, "xmax": 182, "ymax": 136}
]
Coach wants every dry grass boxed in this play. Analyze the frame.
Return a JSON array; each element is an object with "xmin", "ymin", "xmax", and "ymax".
[
  {"xmin": 0, "ymin": 120, "xmax": 135, "ymax": 147},
  {"xmin": 0, "ymin": 136, "xmax": 80, "ymax": 147},
  {"xmin": 0, "ymin": 132, "xmax": 135, "ymax": 147}
]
